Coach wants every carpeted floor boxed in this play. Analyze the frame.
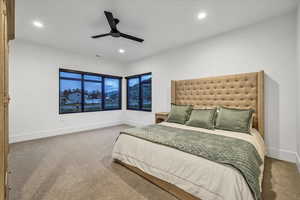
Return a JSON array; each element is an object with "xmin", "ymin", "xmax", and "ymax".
[{"xmin": 8, "ymin": 125, "xmax": 300, "ymax": 200}]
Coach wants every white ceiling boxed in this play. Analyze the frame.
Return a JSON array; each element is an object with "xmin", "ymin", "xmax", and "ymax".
[{"xmin": 16, "ymin": 0, "xmax": 298, "ymax": 63}]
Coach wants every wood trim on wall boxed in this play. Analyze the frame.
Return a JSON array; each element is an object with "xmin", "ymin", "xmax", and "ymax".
[
  {"xmin": 5, "ymin": 0, "xmax": 14, "ymax": 40},
  {"xmin": 0, "ymin": 1, "xmax": 7, "ymax": 199},
  {"xmin": 0, "ymin": 0, "xmax": 13, "ymax": 199},
  {"xmin": 0, "ymin": 3, "xmax": 4, "ymax": 200},
  {"xmin": 4, "ymin": 0, "xmax": 8, "ymax": 162}
]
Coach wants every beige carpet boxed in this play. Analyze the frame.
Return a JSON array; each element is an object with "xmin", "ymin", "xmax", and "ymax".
[{"xmin": 8, "ymin": 125, "xmax": 300, "ymax": 200}]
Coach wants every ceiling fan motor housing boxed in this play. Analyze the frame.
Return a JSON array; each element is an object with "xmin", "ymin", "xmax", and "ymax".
[
  {"xmin": 114, "ymin": 18, "xmax": 120, "ymax": 25},
  {"xmin": 111, "ymin": 30, "xmax": 121, "ymax": 37}
]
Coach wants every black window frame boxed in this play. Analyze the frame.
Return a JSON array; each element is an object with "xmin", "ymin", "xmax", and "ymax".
[
  {"xmin": 126, "ymin": 72, "xmax": 152, "ymax": 112},
  {"xmin": 59, "ymin": 68, "xmax": 122, "ymax": 114}
]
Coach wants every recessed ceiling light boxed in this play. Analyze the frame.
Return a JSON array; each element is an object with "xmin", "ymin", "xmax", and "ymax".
[
  {"xmin": 33, "ymin": 20, "xmax": 44, "ymax": 28},
  {"xmin": 197, "ymin": 12, "xmax": 207, "ymax": 20},
  {"xmin": 118, "ymin": 49, "xmax": 125, "ymax": 54}
]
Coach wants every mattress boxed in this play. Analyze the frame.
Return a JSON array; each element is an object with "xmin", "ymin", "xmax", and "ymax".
[{"xmin": 112, "ymin": 122, "xmax": 265, "ymax": 200}]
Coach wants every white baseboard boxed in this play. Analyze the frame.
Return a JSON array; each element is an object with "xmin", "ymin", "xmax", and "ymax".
[
  {"xmin": 296, "ymin": 153, "xmax": 300, "ymax": 173},
  {"xmin": 267, "ymin": 147, "xmax": 298, "ymax": 163},
  {"xmin": 10, "ymin": 120, "xmax": 124, "ymax": 143},
  {"xmin": 123, "ymin": 120, "xmax": 150, "ymax": 127}
]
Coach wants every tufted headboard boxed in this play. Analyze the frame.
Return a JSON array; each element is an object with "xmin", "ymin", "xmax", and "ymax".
[{"xmin": 171, "ymin": 71, "xmax": 264, "ymax": 137}]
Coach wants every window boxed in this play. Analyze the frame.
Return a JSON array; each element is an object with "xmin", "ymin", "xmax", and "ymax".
[
  {"xmin": 59, "ymin": 69, "xmax": 122, "ymax": 114},
  {"xmin": 126, "ymin": 73, "xmax": 152, "ymax": 111}
]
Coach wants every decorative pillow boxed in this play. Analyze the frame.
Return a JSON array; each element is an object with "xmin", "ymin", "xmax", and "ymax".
[
  {"xmin": 167, "ymin": 104, "xmax": 193, "ymax": 124},
  {"xmin": 215, "ymin": 106, "xmax": 254, "ymax": 133},
  {"xmin": 185, "ymin": 109, "xmax": 217, "ymax": 129},
  {"xmin": 249, "ymin": 113, "xmax": 255, "ymax": 129}
]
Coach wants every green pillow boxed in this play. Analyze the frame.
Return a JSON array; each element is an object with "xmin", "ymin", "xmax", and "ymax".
[
  {"xmin": 215, "ymin": 107, "xmax": 254, "ymax": 134},
  {"xmin": 185, "ymin": 109, "xmax": 217, "ymax": 129},
  {"xmin": 167, "ymin": 104, "xmax": 193, "ymax": 124}
]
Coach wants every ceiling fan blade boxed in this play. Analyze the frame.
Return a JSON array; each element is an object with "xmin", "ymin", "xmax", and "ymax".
[
  {"xmin": 91, "ymin": 33, "xmax": 111, "ymax": 39},
  {"xmin": 104, "ymin": 11, "xmax": 117, "ymax": 30},
  {"xmin": 120, "ymin": 33, "xmax": 144, "ymax": 43}
]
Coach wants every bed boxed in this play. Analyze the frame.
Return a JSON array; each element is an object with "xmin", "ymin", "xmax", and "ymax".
[{"xmin": 112, "ymin": 71, "xmax": 265, "ymax": 200}]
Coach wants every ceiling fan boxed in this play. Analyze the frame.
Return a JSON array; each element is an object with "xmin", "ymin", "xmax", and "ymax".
[{"xmin": 91, "ymin": 11, "xmax": 144, "ymax": 43}]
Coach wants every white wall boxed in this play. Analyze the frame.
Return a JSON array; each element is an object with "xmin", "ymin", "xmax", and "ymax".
[
  {"xmin": 125, "ymin": 12, "xmax": 298, "ymax": 163},
  {"xmin": 9, "ymin": 40, "xmax": 125, "ymax": 143}
]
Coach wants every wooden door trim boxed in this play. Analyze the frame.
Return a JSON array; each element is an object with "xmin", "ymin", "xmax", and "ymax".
[
  {"xmin": 0, "ymin": 0, "xmax": 7, "ymax": 198},
  {"xmin": 5, "ymin": 0, "xmax": 14, "ymax": 40},
  {"xmin": 0, "ymin": 0, "xmax": 13, "ymax": 199}
]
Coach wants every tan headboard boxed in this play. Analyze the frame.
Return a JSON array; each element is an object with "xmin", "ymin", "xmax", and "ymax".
[{"xmin": 171, "ymin": 71, "xmax": 264, "ymax": 137}]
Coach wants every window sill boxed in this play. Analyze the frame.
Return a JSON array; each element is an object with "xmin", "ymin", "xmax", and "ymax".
[
  {"xmin": 126, "ymin": 108, "xmax": 152, "ymax": 112},
  {"xmin": 59, "ymin": 108, "xmax": 122, "ymax": 115}
]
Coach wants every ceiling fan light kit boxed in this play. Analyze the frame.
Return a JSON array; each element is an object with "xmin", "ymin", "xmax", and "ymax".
[{"xmin": 91, "ymin": 11, "xmax": 144, "ymax": 43}]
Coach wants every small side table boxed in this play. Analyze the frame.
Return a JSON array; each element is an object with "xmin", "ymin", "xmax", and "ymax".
[{"xmin": 155, "ymin": 112, "xmax": 169, "ymax": 124}]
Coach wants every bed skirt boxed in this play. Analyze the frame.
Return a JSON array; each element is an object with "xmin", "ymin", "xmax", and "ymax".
[{"xmin": 114, "ymin": 159, "xmax": 200, "ymax": 200}]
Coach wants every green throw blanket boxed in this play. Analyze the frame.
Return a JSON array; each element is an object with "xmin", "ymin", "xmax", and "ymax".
[{"xmin": 120, "ymin": 124, "xmax": 263, "ymax": 200}]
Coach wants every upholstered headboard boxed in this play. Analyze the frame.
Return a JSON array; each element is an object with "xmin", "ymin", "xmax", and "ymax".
[{"xmin": 171, "ymin": 71, "xmax": 264, "ymax": 137}]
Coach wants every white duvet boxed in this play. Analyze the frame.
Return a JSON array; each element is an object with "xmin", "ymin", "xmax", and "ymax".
[{"xmin": 112, "ymin": 122, "xmax": 265, "ymax": 200}]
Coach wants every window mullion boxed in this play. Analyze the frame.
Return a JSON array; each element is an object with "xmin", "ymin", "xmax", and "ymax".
[
  {"xmin": 102, "ymin": 77, "xmax": 105, "ymax": 110},
  {"xmin": 139, "ymin": 76, "xmax": 142, "ymax": 110},
  {"xmin": 81, "ymin": 73, "xmax": 84, "ymax": 112},
  {"xmin": 119, "ymin": 79, "xmax": 122, "ymax": 109},
  {"xmin": 126, "ymin": 79, "xmax": 129, "ymax": 109}
]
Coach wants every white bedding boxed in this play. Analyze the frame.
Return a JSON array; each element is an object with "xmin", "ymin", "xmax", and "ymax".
[{"xmin": 112, "ymin": 122, "xmax": 265, "ymax": 200}]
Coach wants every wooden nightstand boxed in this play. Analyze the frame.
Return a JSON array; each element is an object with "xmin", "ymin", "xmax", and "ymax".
[{"xmin": 155, "ymin": 112, "xmax": 169, "ymax": 124}]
